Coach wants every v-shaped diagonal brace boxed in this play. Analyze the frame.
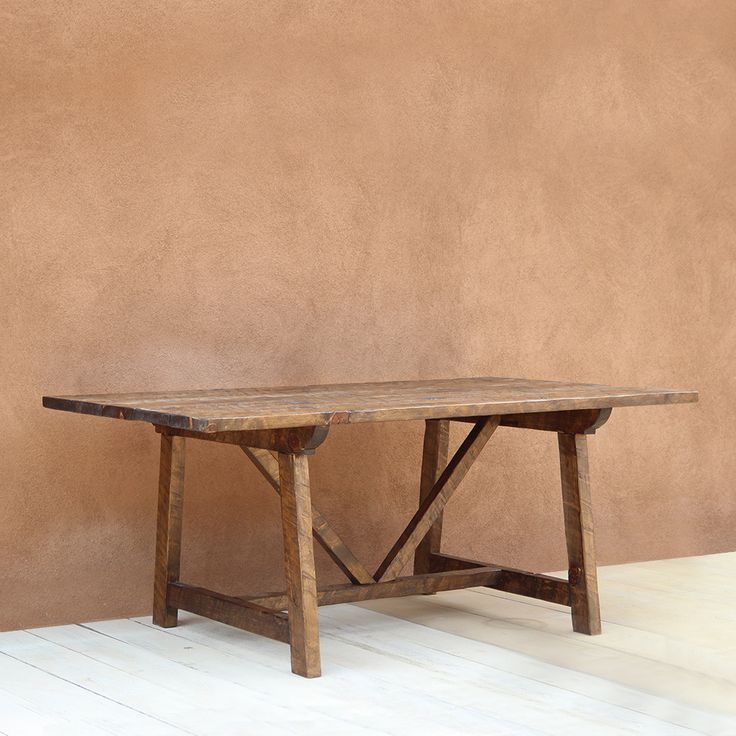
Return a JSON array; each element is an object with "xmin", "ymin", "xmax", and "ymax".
[
  {"xmin": 240, "ymin": 446, "xmax": 375, "ymax": 585},
  {"xmin": 374, "ymin": 416, "xmax": 500, "ymax": 582}
]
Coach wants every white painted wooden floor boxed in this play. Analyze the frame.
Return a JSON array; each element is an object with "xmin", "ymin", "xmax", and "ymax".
[{"xmin": 0, "ymin": 553, "xmax": 734, "ymax": 736}]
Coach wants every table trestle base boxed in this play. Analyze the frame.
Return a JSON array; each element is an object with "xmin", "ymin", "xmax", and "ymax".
[{"xmin": 152, "ymin": 408, "xmax": 609, "ymax": 677}]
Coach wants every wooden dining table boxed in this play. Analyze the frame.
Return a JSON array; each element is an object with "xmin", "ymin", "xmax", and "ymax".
[{"xmin": 43, "ymin": 376, "xmax": 697, "ymax": 678}]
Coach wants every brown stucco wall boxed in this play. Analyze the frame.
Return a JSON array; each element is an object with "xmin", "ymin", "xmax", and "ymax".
[{"xmin": 1, "ymin": 0, "xmax": 734, "ymax": 630}]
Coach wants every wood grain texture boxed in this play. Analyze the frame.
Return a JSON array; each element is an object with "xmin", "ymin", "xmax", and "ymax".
[
  {"xmin": 42, "ymin": 376, "xmax": 697, "ymax": 432},
  {"xmin": 414, "ymin": 419, "xmax": 450, "ymax": 575},
  {"xmin": 152, "ymin": 434, "xmax": 185, "ymax": 628},
  {"xmin": 240, "ymin": 445, "xmax": 374, "ymax": 585},
  {"xmin": 375, "ymin": 417, "xmax": 500, "ymax": 582},
  {"xmin": 243, "ymin": 567, "xmax": 505, "ymax": 611},
  {"xmin": 429, "ymin": 553, "xmax": 570, "ymax": 606},
  {"xmin": 156, "ymin": 425, "xmax": 329, "ymax": 454},
  {"xmin": 452, "ymin": 408, "xmax": 612, "ymax": 434},
  {"xmin": 43, "ymin": 376, "xmax": 697, "ymax": 673},
  {"xmin": 279, "ymin": 453, "xmax": 321, "ymax": 677},
  {"xmin": 558, "ymin": 433, "xmax": 602, "ymax": 635},
  {"xmin": 167, "ymin": 583, "xmax": 289, "ymax": 643}
]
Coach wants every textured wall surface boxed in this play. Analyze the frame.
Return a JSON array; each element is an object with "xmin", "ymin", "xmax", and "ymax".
[{"xmin": 1, "ymin": 0, "xmax": 734, "ymax": 630}]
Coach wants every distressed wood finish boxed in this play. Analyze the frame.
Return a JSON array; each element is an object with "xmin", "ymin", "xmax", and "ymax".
[
  {"xmin": 242, "ymin": 554, "xmax": 570, "ymax": 613},
  {"xmin": 279, "ymin": 453, "xmax": 321, "ymax": 677},
  {"xmin": 240, "ymin": 446, "xmax": 374, "ymax": 585},
  {"xmin": 42, "ymin": 376, "xmax": 697, "ymax": 432},
  {"xmin": 155, "ymin": 425, "xmax": 329, "ymax": 454},
  {"xmin": 43, "ymin": 374, "xmax": 698, "ymax": 677},
  {"xmin": 375, "ymin": 416, "xmax": 500, "ymax": 582},
  {"xmin": 168, "ymin": 583, "xmax": 289, "ymax": 642},
  {"xmin": 453, "ymin": 407, "xmax": 612, "ymax": 434},
  {"xmin": 153, "ymin": 434, "xmax": 185, "ymax": 628},
  {"xmin": 413, "ymin": 419, "xmax": 450, "ymax": 575},
  {"xmin": 429, "ymin": 552, "xmax": 570, "ymax": 606},
  {"xmin": 244, "ymin": 567, "xmax": 505, "ymax": 611},
  {"xmin": 558, "ymin": 433, "xmax": 602, "ymax": 634}
]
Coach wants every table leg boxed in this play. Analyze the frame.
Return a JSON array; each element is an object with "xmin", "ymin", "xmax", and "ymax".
[
  {"xmin": 279, "ymin": 452, "xmax": 321, "ymax": 677},
  {"xmin": 558, "ymin": 433, "xmax": 602, "ymax": 635},
  {"xmin": 414, "ymin": 419, "xmax": 450, "ymax": 575},
  {"xmin": 153, "ymin": 434, "xmax": 185, "ymax": 628}
]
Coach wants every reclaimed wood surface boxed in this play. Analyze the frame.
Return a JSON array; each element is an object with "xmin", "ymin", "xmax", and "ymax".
[
  {"xmin": 43, "ymin": 375, "xmax": 697, "ymax": 678},
  {"xmin": 42, "ymin": 376, "xmax": 697, "ymax": 432},
  {"xmin": 156, "ymin": 425, "xmax": 329, "ymax": 454},
  {"xmin": 167, "ymin": 583, "xmax": 289, "ymax": 643},
  {"xmin": 243, "ymin": 566, "xmax": 506, "ymax": 611},
  {"xmin": 152, "ymin": 434, "xmax": 185, "ymax": 628},
  {"xmin": 278, "ymin": 453, "xmax": 321, "ymax": 677},
  {"xmin": 413, "ymin": 419, "xmax": 450, "ymax": 576},
  {"xmin": 558, "ymin": 433, "xmax": 602, "ymax": 634},
  {"xmin": 429, "ymin": 552, "xmax": 570, "ymax": 606},
  {"xmin": 452, "ymin": 407, "xmax": 612, "ymax": 434}
]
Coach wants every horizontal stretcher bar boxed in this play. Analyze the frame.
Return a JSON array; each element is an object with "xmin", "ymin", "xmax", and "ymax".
[
  {"xmin": 228, "ymin": 556, "xmax": 570, "ymax": 612},
  {"xmin": 243, "ymin": 566, "xmax": 506, "ymax": 611},
  {"xmin": 168, "ymin": 582, "xmax": 290, "ymax": 643}
]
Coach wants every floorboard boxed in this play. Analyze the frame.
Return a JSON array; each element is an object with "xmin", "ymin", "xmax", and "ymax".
[{"xmin": 0, "ymin": 553, "xmax": 733, "ymax": 735}]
